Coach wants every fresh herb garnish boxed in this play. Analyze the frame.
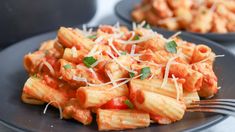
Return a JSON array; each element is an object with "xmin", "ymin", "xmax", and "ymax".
[
  {"xmin": 63, "ymin": 64, "xmax": 72, "ymax": 70},
  {"xmin": 165, "ymin": 40, "xmax": 177, "ymax": 54},
  {"xmin": 87, "ymin": 35, "xmax": 97, "ymax": 39},
  {"xmin": 120, "ymin": 51, "xmax": 127, "ymax": 55},
  {"xmin": 133, "ymin": 35, "xmax": 140, "ymax": 40},
  {"xmin": 124, "ymin": 99, "xmax": 134, "ymax": 109},
  {"xmin": 44, "ymin": 50, "xmax": 49, "ymax": 55},
  {"xmin": 83, "ymin": 56, "xmax": 97, "ymax": 68},
  {"xmin": 140, "ymin": 67, "xmax": 151, "ymax": 80},
  {"xmin": 143, "ymin": 24, "xmax": 151, "ymax": 29},
  {"xmin": 32, "ymin": 73, "xmax": 38, "ymax": 78},
  {"xmin": 129, "ymin": 72, "xmax": 135, "ymax": 78}
]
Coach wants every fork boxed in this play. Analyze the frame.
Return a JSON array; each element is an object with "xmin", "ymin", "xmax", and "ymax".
[{"xmin": 186, "ymin": 99, "xmax": 235, "ymax": 116}]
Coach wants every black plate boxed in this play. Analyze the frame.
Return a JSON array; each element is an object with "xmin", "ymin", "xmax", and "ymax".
[
  {"xmin": 0, "ymin": 27, "xmax": 235, "ymax": 132},
  {"xmin": 115, "ymin": 0, "xmax": 235, "ymax": 42}
]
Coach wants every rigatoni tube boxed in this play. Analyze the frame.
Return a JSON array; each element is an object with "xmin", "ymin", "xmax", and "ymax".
[
  {"xmin": 97, "ymin": 109, "xmax": 150, "ymax": 131},
  {"xmin": 76, "ymin": 85, "xmax": 129, "ymax": 108},
  {"xmin": 129, "ymin": 79, "xmax": 183, "ymax": 100},
  {"xmin": 134, "ymin": 90, "xmax": 186, "ymax": 122}
]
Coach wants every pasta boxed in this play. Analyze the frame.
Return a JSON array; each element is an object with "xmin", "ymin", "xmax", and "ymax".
[
  {"xmin": 132, "ymin": 0, "xmax": 235, "ymax": 33},
  {"xmin": 21, "ymin": 24, "xmax": 221, "ymax": 131}
]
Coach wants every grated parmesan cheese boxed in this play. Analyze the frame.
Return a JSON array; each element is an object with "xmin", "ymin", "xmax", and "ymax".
[
  {"xmin": 115, "ymin": 34, "xmax": 155, "ymax": 45},
  {"xmin": 108, "ymin": 38, "xmax": 121, "ymax": 56},
  {"xmin": 43, "ymin": 61, "xmax": 55, "ymax": 75},
  {"xmin": 106, "ymin": 51, "xmax": 136, "ymax": 73},
  {"xmin": 172, "ymin": 74, "xmax": 180, "ymax": 101},
  {"xmin": 161, "ymin": 56, "xmax": 178, "ymax": 88},
  {"xmin": 43, "ymin": 101, "xmax": 63, "ymax": 119},
  {"xmin": 71, "ymin": 46, "xmax": 78, "ymax": 58}
]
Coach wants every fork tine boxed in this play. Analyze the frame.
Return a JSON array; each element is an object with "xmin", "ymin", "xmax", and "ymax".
[
  {"xmin": 191, "ymin": 101, "xmax": 235, "ymax": 107},
  {"xmin": 195, "ymin": 99, "xmax": 235, "ymax": 103},
  {"xmin": 186, "ymin": 108, "xmax": 235, "ymax": 117},
  {"xmin": 187, "ymin": 104, "xmax": 235, "ymax": 111}
]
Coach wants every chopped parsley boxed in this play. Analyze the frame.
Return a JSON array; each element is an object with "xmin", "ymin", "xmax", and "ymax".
[
  {"xmin": 129, "ymin": 72, "xmax": 135, "ymax": 78},
  {"xmin": 83, "ymin": 56, "xmax": 97, "ymax": 68},
  {"xmin": 63, "ymin": 64, "xmax": 72, "ymax": 70},
  {"xmin": 165, "ymin": 40, "xmax": 177, "ymax": 54},
  {"xmin": 87, "ymin": 35, "xmax": 97, "ymax": 39},
  {"xmin": 44, "ymin": 50, "xmax": 49, "ymax": 55},
  {"xmin": 140, "ymin": 67, "xmax": 151, "ymax": 80},
  {"xmin": 133, "ymin": 35, "xmax": 140, "ymax": 40},
  {"xmin": 143, "ymin": 23, "xmax": 151, "ymax": 29},
  {"xmin": 32, "ymin": 73, "xmax": 38, "ymax": 78},
  {"xmin": 120, "ymin": 51, "xmax": 127, "ymax": 55},
  {"xmin": 124, "ymin": 99, "xmax": 134, "ymax": 109}
]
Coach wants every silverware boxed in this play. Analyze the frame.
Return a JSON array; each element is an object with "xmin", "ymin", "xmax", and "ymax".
[{"xmin": 186, "ymin": 99, "xmax": 235, "ymax": 116}]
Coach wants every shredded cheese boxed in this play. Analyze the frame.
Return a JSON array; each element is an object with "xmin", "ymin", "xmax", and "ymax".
[
  {"xmin": 89, "ymin": 68, "xmax": 98, "ymax": 79},
  {"xmin": 82, "ymin": 24, "xmax": 87, "ymax": 32},
  {"xmin": 87, "ymin": 44, "xmax": 99, "ymax": 57},
  {"xmin": 115, "ymin": 34, "xmax": 155, "ymax": 45},
  {"xmin": 192, "ymin": 54, "xmax": 225, "ymax": 64},
  {"xmin": 108, "ymin": 38, "xmax": 121, "ymax": 56},
  {"xmin": 128, "ymin": 31, "xmax": 136, "ymax": 41},
  {"xmin": 172, "ymin": 74, "xmax": 180, "ymax": 101},
  {"xmin": 148, "ymin": 74, "xmax": 154, "ymax": 80},
  {"xmin": 131, "ymin": 57, "xmax": 162, "ymax": 67},
  {"xmin": 43, "ymin": 101, "xmax": 63, "ymax": 119},
  {"xmin": 168, "ymin": 31, "xmax": 182, "ymax": 40},
  {"xmin": 161, "ymin": 56, "xmax": 178, "ymax": 88},
  {"xmin": 106, "ymin": 71, "xmax": 117, "ymax": 86},
  {"xmin": 90, "ymin": 59, "xmax": 101, "ymax": 68},
  {"xmin": 106, "ymin": 51, "xmax": 136, "ymax": 73},
  {"xmin": 43, "ymin": 61, "xmax": 55, "ymax": 75},
  {"xmin": 72, "ymin": 75, "xmax": 88, "ymax": 82},
  {"xmin": 95, "ymin": 36, "xmax": 104, "ymax": 43},
  {"xmin": 130, "ymin": 45, "xmax": 136, "ymax": 56},
  {"xmin": 87, "ymin": 78, "xmax": 129, "ymax": 87},
  {"xmin": 108, "ymin": 74, "xmax": 143, "ymax": 90},
  {"xmin": 71, "ymin": 46, "xmax": 78, "ymax": 58},
  {"xmin": 132, "ymin": 22, "xmax": 137, "ymax": 30},
  {"xmin": 138, "ymin": 21, "xmax": 146, "ymax": 28}
]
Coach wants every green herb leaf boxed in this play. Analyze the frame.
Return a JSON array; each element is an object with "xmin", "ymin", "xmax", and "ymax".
[
  {"xmin": 124, "ymin": 99, "xmax": 134, "ymax": 109},
  {"xmin": 87, "ymin": 35, "xmax": 97, "ymax": 39},
  {"xmin": 140, "ymin": 67, "xmax": 151, "ymax": 80},
  {"xmin": 44, "ymin": 50, "xmax": 49, "ymax": 55},
  {"xmin": 143, "ymin": 24, "xmax": 151, "ymax": 29},
  {"xmin": 83, "ymin": 56, "xmax": 97, "ymax": 68},
  {"xmin": 120, "ymin": 51, "xmax": 127, "ymax": 55},
  {"xmin": 129, "ymin": 72, "xmax": 135, "ymax": 78},
  {"xmin": 133, "ymin": 35, "xmax": 140, "ymax": 40},
  {"xmin": 63, "ymin": 64, "xmax": 72, "ymax": 70},
  {"xmin": 32, "ymin": 73, "xmax": 38, "ymax": 78},
  {"xmin": 165, "ymin": 40, "xmax": 177, "ymax": 54}
]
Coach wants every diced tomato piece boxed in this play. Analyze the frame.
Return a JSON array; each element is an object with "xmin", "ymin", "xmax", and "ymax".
[{"xmin": 101, "ymin": 96, "xmax": 129, "ymax": 109}]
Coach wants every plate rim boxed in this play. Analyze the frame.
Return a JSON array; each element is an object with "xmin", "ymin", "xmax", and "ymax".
[{"xmin": 0, "ymin": 26, "xmax": 234, "ymax": 132}]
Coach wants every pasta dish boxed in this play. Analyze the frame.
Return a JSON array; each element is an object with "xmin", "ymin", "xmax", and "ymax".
[
  {"xmin": 132, "ymin": 0, "xmax": 235, "ymax": 33},
  {"xmin": 21, "ymin": 23, "xmax": 223, "ymax": 131}
]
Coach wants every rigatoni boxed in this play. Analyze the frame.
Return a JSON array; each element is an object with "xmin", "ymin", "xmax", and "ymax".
[
  {"xmin": 129, "ymin": 78, "xmax": 183, "ymax": 100},
  {"xmin": 22, "ymin": 76, "xmax": 70, "ymax": 107},
  {"xmin": 134, "ymin": 90, "xmax": 186, "ymax": 122},
  {"xmin": 76, "ymin": 85, "xmax": 129, "ymax": 108},
  {"xmin": 183, "ymin": 91, "xmax": 200, "ymax": 105},
  {"xmin": 97, "ymin": 109, "xmax": 150, "ymax": 131},
  {"xmin": 63, "ymin": 98, "xmax": 92, "ymax": 125}
]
